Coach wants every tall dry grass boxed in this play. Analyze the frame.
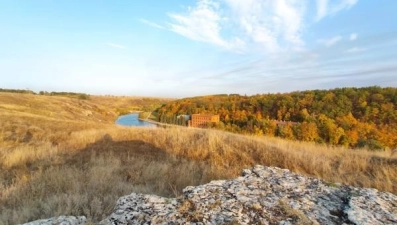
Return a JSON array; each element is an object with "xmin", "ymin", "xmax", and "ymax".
[
  {"xmin": 2, "ymin": 126, "xmax": 396, "ymax": 224},
  {"xmin": 1, "ymin": 92, "xmax": 396, "ymax": 224},
  {"xmin": 0, "ymin": 127, "xmax": 220, "ymax": 224},
  {"xmin": 102, "ymin": 127, "xmax": 397, "ymax": 192}
]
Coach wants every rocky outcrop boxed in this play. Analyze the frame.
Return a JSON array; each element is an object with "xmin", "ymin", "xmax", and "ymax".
[
  {"xmin": 22, "ymin": 166, "xmax": 397, "ymax": 225},
  {"xmin": 100, "ymin": 166, "xmax": 396, "ymax": 225},
  {"xmin": 20, "ymin": 216, "xmax": 86, "ymax": 225}
]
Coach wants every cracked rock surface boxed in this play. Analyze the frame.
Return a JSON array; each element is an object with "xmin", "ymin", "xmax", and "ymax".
[
  {"xmin": 22, "ymin": 166, "xmax": 397, "ymax": 225},
  {"xmin": 20, "ymin": 216, "xmax": 86, "ymax": 225}
]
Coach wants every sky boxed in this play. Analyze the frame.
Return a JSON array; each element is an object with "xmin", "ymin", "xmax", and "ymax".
[{"xmin": 1, "ymin": 0, "xmax": 397, "ymax": 97}]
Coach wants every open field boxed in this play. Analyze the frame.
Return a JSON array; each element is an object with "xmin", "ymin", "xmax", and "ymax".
[{"xmin": 0, "ymin": 92, "xmax": 396, "ymax": 224}]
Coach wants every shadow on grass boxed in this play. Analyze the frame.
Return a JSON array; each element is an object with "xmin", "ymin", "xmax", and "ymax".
[
  {"xmin": 65, "ymin": 134, "xmax": 170, "ymax": 167},
  {"xmin": 0, "ymin": 134, "xmax": 217, "ymax": 224}
]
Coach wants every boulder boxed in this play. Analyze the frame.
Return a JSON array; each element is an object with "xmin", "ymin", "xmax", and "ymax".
[
  {"xmin": 22, "ymin": 166, "xmax": 397, "ymax": 225},
  {"xmin": 100, "ymin": 166, "xmax": 397, "ymax": 225},
  {"xmin": 20, "ymin": 216, "xmax": 86, "ymax": 225}
]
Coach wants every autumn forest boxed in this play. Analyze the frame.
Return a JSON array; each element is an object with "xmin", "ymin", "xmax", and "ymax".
[{"xmin": 155, "ymin": 86, "xmax": 397, "ymax": 150}]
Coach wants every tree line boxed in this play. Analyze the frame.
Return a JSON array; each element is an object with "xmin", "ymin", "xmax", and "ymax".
[
  {"xmin": 155, "ymin": 86, "xmax": 397, "ymax": 150},
  {"xmin": 0, "ymin": 88, "xmax": 90, "ymax": 99},
  {"xmin": 39, "ymin": 91, "xmax": 90, "ymax": 99},
  {"xmin": 0, "ymin": 88, "xmax": 35, "ymax": 94}
]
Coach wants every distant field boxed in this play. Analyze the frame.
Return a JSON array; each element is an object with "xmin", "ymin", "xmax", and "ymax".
[{"xmin": 0, "ymin": 92, "xmax": 396, "ymax": 224}]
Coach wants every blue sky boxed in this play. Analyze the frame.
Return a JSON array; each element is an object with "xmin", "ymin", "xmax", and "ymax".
[{"xmin": 1, "ymin": 0, "xmax": 396, "ymax": 97}]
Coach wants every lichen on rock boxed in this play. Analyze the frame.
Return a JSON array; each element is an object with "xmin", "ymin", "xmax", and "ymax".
[
  {"xmin": 20, "ymin": 216, "xmax": 86, "ymax": 225},
  {"xmin": 100, "ymin": 166, "xmax": 397, "ymax": 225}
]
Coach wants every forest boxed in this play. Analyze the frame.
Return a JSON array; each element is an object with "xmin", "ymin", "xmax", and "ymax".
[{"xmin": 155, "ymin": 86, "xmax": 397, "ymax": 150}]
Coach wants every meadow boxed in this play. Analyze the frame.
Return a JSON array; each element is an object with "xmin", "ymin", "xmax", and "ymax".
[{"xmin": 0, "ymin": 92, "xmax": 396, "ymax": 224}]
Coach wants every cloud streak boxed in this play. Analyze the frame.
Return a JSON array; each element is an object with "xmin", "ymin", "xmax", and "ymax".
[
  {"xmin": 317, "ymin": 36, "xmax": 343, "ymax": 47},
  {"xmin": 316, "ymin": 0, "xmax": 328, "ymax": 21},
  {"xmin": 345, "ymin": 47, "xmax": 366, "ymax": 53},
  {"xmin": 140, "ymin": 19, "xmax": 166, "ymax": 30},
  {"xmin": 166, "ymin": 0, "xmax": 244, "ymax": 51},
  {"xmin": 106, "ymin": 43, "xmax": 126, "ymax": 49},
  {"xmin": 316, "ymin": 0, "xmax": 359, "ymax": 21}
]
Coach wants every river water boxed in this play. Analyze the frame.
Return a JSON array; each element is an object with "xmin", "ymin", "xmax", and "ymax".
[{"xmin": 115, "ymin": 113, "xmax": 156, "ymax": 127}]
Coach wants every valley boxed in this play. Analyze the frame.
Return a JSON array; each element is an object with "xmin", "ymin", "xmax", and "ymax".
[{"xmin": 0, "ymin": 91, "xmax": 396, "ymax": 224}]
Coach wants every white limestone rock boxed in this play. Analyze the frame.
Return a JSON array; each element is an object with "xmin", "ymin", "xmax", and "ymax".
[
  {"xmin": 346, "ymin": 188, "xmax": 397, "ymax": 224},
  {"xmin": 100, "ymin": 166, "xmax": 397, "ymax": 225},
  {"xmin": 21, "ymin": 166, "xmax": 397, "ymax": 225},
  {"xmin": 20, "ymin": 216, "xmax": 86, "ymax": 225}
]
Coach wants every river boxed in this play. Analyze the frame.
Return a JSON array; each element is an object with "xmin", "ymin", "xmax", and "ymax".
[{"xmin": 115, "ymin": 113, "xmax": 156, "ymax": 127}]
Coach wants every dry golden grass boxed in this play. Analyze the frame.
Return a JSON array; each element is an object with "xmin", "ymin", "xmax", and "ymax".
[{"xmin": 0, "ymin": 92, "xmax": 396, "ymax": 224}]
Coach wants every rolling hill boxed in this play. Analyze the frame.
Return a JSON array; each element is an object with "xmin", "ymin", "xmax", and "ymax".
[{"xmin": 0, "ymin": 91, "xmax": 396, "ymax": 224}]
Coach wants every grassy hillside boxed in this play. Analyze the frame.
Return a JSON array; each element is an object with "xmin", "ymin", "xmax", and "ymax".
[{"xmin": 0, "ymin": 92, "xmax": 396, "ymax": 224}]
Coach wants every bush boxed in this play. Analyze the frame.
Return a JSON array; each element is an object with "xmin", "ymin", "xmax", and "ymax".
[
  {"xmin": 357, "ymin": 139, "xmax": 385, "ymax": 151},
  {"xmin": 78, "ymin": 94, "xmax": 90, "ymax": 100}
]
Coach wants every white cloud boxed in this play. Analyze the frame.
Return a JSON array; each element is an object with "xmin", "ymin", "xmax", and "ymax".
[
  {"xmin": 227, "ymin": 0, "xmax": 306, "ymax": 51},
  {"xmin": 163, "ymin": 0, "xmax": 358, "ymax": 53},
  {"xmin": 106, "ymin": 43, "xmax": 126, "ymax": 49},
  {"xmin": 316, "ymin": 0, "xmax": 359, "ymax": 21},
  {"xmin": 317, "ymin": 36, "xmax": 343, "ymax": 47},
  {"xmin": 345, "ymin": 47, "xmax": 366, "ymax": 53},
  {"xmin": 331, "ymin": 0, "xmax": 359, "ymax": 14},
  {"xmin": 166, "ymin": 0, "xmax": 244, "ymax": 51},
  {"xmin": 167, "ymin": 0, "xmax": 306, "ymax": 53},
  {"xmin": 316, "ymin": 0, "xmax": 328, "ymax": 21},
  {"xmin": 225, "ymin": 0, "xmax": 280, "ymax": 52},
  {"xmin": 140, "ymin": 19, "xmax": 166, "ymax": 30},
  {"xmin": 350, "ymin": 33, "xmax": 357, "ymax": 41},
  {"xmin": 274, "ymin": 0, "xmax": 305, "ymax": 46}
]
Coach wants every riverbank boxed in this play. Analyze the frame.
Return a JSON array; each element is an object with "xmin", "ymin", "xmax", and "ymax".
[
  {"xmin": 138, "ymin": 118, "xmax": 183, "ymax": 128},
  {"xmin": 115, "ymin": 113, "xmax": 155, "ymax": 127}
]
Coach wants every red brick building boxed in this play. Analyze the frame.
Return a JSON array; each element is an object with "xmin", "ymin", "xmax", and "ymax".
[{"xmin": 188, "ymin": 114, "xmax": 220, "ymax": 128}]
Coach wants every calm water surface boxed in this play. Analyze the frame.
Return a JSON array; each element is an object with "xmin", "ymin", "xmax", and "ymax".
[{"xmin": 115, "ymin": 113, "xmax": 156, "ymax": 127}]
